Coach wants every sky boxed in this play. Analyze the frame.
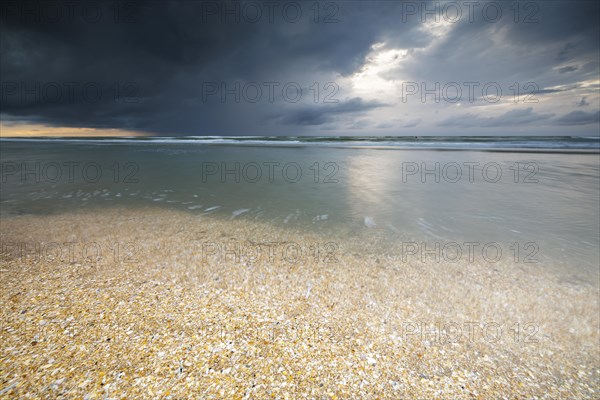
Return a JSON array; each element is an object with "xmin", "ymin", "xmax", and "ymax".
[{"xmin": 0, "ymin": 0, "xmax": 599, "ymax": 137}]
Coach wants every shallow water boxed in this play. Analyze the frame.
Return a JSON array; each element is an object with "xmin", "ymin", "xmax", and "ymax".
[{"xmin": 1, "ymin": 139, "xmax": 599, "ymax": 282}]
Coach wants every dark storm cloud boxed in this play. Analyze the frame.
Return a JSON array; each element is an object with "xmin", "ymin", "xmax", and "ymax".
[
  {"xmin": 0, "ymin": 0, "xmax": 428, "ymax": 134},
  {"xmin": 0, "ymin": 0, "xmax": 598, "ymax": 135},
  {"xmin": 0, "ymin": 1, "xmax": 423, "ymax": 134}
]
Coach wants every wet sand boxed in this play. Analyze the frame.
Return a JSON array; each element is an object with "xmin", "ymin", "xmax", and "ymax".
[{"xmin": 1, "ymin": 208, "xmax": 598, "ymax": 398}]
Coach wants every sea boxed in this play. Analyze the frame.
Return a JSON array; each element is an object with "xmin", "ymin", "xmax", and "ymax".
[{"xmin": 1, "ymin": 136, "xmax": 599, "ymax": 282}]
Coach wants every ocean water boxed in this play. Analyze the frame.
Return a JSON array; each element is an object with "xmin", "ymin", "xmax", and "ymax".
[{"xmin": 1, "ymin": 136, "xmax": 599, "ymax": 282}]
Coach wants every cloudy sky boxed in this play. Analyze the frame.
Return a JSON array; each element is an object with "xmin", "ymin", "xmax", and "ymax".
[{"xmin": 1, "ymin": 0, "xmax": 598, "ymax": 136}]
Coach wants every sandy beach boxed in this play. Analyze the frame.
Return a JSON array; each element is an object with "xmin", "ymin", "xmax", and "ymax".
[{"xmin": 0, "ymin": 207, "xmax": 598, "ymax": 398}]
